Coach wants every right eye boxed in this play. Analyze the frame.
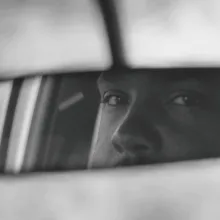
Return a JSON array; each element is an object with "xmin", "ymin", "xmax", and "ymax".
[{"xmin": 102, "ymin": 91, "xmax": 129, "ymax": 107}]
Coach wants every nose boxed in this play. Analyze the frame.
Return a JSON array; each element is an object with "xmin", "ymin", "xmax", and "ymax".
[{"xmin": 111, "ymin": 111, "xmax": 161, "ymax": 163}]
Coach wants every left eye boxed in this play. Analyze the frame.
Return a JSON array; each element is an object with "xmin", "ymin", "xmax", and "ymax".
[
  {"xmin": 171, "ymin": 93, "xmax": 203, "ymax": 106},
  {"xmin": 102, "ymin": 91, "xmax": 129, "ymax": 107},
  {"xmin": 107, "ymin": 95, "xmax": 122, "ymax": 106}
]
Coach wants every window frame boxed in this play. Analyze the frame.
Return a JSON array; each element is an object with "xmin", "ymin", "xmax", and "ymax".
[
  {"xmin": 22, "ymin": 75, "xmax": 62, "ymax": 172},
  {"xmin": 4, "ymin": 76, "xmax": 42, "ymax": 173}
]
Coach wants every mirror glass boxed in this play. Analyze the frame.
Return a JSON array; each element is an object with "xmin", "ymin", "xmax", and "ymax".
[{"xmin": 26, "ymin": 69, "xmax": 220, "ymax": 172}]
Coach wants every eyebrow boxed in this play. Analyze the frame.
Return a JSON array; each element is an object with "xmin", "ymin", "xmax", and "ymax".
[
  {"xmin": 97, "ymin": 68, "xmax": 220, "ymax": 85},
  {"xmin": 97, "ymin": 71, "xmax": 128, "ymax": 85}
]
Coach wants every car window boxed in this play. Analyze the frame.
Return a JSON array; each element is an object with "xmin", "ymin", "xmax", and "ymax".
[
  {"xmin": 5, "ymin": 77, "xmax": 42, "ymax": 173},
  {"xmin": 32, "ymin": 73, "xmax": 100, "ymax": 171},
  {"xmin": 0, "ymin": 79, "xmax": 23, "ymax": 172}
]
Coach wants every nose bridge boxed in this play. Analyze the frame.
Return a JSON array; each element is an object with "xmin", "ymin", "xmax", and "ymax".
[{"xmin": 112, "ymin": 104, "xmax": 161, "ymax": 154}]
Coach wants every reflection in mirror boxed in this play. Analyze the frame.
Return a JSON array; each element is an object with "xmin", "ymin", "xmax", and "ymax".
[{"xmin": 29, "ymin": 69, "xmax": 220, "ymax": 172}]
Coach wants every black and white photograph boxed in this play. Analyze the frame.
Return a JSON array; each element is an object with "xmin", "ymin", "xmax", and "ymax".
[{"xmin": 1, "ymin": 0, "xmax": 220, "ymax": 219}]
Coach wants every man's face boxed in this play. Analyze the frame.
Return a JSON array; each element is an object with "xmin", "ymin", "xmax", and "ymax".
[{"xmin": 88, "ymin": 70, "xmax": 220, "ymax": 168}]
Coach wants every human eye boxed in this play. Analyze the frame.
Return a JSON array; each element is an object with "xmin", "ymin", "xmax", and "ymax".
[
  {"xmin": 101, "ymin": 90, "xmax": 129, "ymax": 107},
  {"xmin": 167, "ymin": 90, "xmax": 207, "ymax": 107}
]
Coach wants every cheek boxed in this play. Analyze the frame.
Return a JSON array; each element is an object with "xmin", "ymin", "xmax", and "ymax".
[
  {"xmin": 193, "ymin": 113, "xmax": 220, "ymax": 155},
  {"xmin": 158, "ymin": 111, "xmax": 220, "ymax": 159},
  {"xmin": 98, "ymin": 111, "xmax": 121, "ymax": 139},
  {"xmin": 97, "ymin": 105, "xmax": 126, "ymax": 137},
  {"xmin": 165, "ymin": 106, "xmax": 195, "ymax": 126},
  {"xmin": 158, "ymin": 127, "xmax": 195, "ymax": 159},
  {"xmin": 90, "ymin": 112, "xmax": 121, "ymax": 160}
]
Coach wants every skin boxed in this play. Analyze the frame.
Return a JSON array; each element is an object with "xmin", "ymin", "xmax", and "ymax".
[{"xmin": 88, "ymin": 69, "xmax": 220, "ymax": 168}]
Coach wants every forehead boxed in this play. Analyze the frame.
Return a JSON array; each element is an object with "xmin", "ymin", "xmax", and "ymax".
[{"xmin": 98, "ymin": 68, "xmax": 220, "ymax": 85}]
